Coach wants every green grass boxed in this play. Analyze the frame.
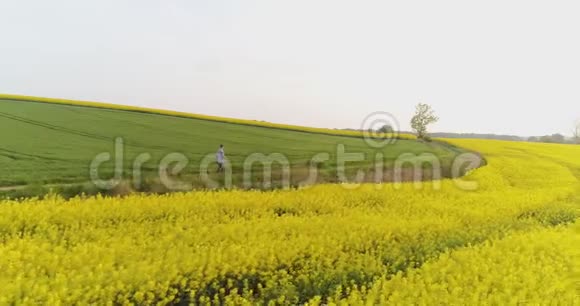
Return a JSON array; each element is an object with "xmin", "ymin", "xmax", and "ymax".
[{"xmin": 0, "ymin": 98, "xmax": 464, "ymax": 197}]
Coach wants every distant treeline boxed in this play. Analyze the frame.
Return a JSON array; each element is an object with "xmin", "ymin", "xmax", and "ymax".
[
  {"xmin": 430, "ymin": 132, "xmax": 522, "ymax": 141},
  {"xmin": 433, "ymin": 132, "xmax": 579, "ymax": 144},
  {"xmin": 430, "ymin": 132, "xmax": 578, "ymax": 144},
  {"xmin": 527, "ymin": 134, "xmax": 579, "ymax": 144},
  {"xmin": 341, "ymin": 128, "xmax": 579, "ymax": 144}
]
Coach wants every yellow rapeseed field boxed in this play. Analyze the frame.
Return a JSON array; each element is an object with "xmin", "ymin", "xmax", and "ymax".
[{"xmin": 0, "ymin": 139, "xmax": 578, "ymax": 304}]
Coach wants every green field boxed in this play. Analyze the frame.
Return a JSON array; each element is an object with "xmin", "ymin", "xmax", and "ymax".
[{"xmin": 0, "ymin": 98, "xmax": 464, "ymax": 197}]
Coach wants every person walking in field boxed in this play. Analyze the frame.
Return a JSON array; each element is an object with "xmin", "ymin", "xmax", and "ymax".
[{"xmin": 216, "ymin": 144, "xmax": 225, "ymax": 173}]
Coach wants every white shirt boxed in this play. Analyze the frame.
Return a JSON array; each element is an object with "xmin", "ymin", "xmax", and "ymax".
[{"xmin": 216, "ymin": 148, "xmax": 225, "ymax": 163}]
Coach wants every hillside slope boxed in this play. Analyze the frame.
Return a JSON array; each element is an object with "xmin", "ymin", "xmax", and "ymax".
[{"xmin": 0, "ymin": 97, "xmax": 460, "ymax": 196}]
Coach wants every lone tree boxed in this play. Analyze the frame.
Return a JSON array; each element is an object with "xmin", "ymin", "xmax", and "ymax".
[
  {"xmin": 573, "ymin": 120, "xmax": 580, "ymax": 144},
  {"xmin": 411, "ymin": 103, "xmax": 439, "ymax": 139}
]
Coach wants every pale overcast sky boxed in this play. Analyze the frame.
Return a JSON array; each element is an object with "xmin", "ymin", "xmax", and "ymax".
[{"xmin": 1, "ymin": 1, "xmax": 579, "ymax": 136}]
